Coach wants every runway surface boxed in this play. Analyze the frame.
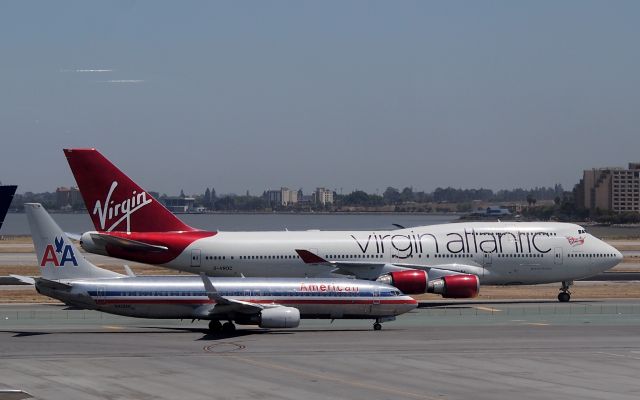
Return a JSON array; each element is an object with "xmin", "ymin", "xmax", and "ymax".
[{"xmin": 1, "ymin": 301, "xmax": 640, "ymax": 400}]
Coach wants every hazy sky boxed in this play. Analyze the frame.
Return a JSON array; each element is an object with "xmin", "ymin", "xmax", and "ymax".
[{"xmin": 1, "ymin": 1, "xmax": 639, "ymax": 195}]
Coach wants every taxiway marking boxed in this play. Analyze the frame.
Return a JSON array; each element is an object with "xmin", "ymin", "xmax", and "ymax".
[{"xmin": 474, "ymin": 306, "xmax": 502, "ymax": 312}]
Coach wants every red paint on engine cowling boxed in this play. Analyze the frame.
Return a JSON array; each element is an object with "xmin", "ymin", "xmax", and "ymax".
[
  {"xmin": 388, "ymin": 270, "xmax": 428, "ymax": 294},
  {"xmin": 442, "ymin": 274, "xmax": 480, "ymax": 298},
  {"xmin": 104, "ymin": 231, "xmax": 216, "ymax": 265}
]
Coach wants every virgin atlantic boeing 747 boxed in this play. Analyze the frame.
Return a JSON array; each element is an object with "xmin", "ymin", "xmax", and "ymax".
[{"xmin": 64, "ymin": 149, "xmax": 622, "ymax": 302}]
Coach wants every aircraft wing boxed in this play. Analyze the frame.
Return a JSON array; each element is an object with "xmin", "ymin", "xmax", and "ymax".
[
  {"xmin": 90, "ymin": 233, "xmax": 169, "ymax": 252},
  {"xmin": 295, "ymin": 249, "xmax": 487, "ymax": 280}
]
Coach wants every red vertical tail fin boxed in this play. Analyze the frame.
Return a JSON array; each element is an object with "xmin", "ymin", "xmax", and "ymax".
[{"xmin": 64, "ymin": 148, "xmax": 195, "ymax": 233}]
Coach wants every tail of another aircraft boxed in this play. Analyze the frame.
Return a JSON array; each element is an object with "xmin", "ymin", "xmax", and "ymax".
[
  {"xmin": 0, "ymin": 185, "xmax": 17, "ymax": 231},
  {"xmin": 64, "ymin": 148, "xmax": 195, "ymax": 233},
  {"xmin": 25, "ymin": 203, "xmax": 122, "ymax": 280}
]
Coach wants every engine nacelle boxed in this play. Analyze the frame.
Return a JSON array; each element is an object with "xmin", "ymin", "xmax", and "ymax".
[
  {"xmin": 79, "ymin": 231, "xmax": 108, "ymax": 256},
  {"xmin": 259, "ymin": 306, "xmax": 301, "ymax": 328},
  {"xmin": 427, "ymin": 274, "xmax": 480, "ymax": 298},
  {"xmin": 376, "ymin": 270, "xmax": 428, "ymax": 294}
]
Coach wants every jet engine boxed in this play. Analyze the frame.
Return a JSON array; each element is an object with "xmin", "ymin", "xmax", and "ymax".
[
  {"xmin": 376, "ymin": 270, "xmax": 479, "ymax": 298},
  {"xmin": 376, "ymin": 270, "xmax": 428, "ymax": 294},
  {"xmin": 427, "ymin": 274, "xmax": 480, "ymax": 298},
  {"xmin": 259, "ymin": 306, "xmax": 301, "ymax": 328}
]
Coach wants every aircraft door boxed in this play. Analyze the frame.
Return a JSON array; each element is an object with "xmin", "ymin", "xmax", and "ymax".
[
  {"xmin": 554, "ymin": 247, "xmax": 563, "ymax": 265},
  {"xmin": 369, "ymin": 288, "xmax": 380, "ymax": 313},
  {"xmin": 482, "ymin": 253, "xmax": 492, "ymax": 271},
  {"xmin": 191, "ymin": 249, "xmax": 201, "ymax": 267},
  {"xmin": 96, "ymin": 286, "xmax": 105, "ymax": 302}
]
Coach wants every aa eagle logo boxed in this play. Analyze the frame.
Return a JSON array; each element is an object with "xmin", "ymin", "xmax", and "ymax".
[{"xmin": 40, "ymin": 236, "xmax": 78, "ymax": 267}]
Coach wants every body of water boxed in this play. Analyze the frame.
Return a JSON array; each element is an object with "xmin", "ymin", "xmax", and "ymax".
[{"xmin": 1, "ymin": 212, "xmax": 459, "ymax": 235}]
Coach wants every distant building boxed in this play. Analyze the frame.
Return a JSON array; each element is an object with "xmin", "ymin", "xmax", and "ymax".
[
  {"xmin": 266, "ymin": 187, "xmax": 298, "ymax": 207},
  {"xmin": 481, "ymin": 206, "xmax": 511, "ymax": 216},
  {"xmin": 161, "ymin": 196, "xmax": 195, "ymax": 213},
  {"xmin": 56, "ymin": 187, "xmax": 83, "ymax": 209},
  {"xmin": 576, "ymin": 162, "xmax": 640, "ymax": 213},
  {"xmin": 315, "ymin": 187, "xmax": 333, "ymax": 205}
]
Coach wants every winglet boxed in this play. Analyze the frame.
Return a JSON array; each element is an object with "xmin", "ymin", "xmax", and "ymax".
[
  {"xmin": 199, "ymin": 273, "xmax": 227, "ymax": 304},
  {"xmin": 295, "ymin": 249, "xmax": 329, "ymax": 264}
]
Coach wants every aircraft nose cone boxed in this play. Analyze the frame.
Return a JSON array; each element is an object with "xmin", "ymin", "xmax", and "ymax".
[
  {"xmin": 615, "ymin": 248, "xmax": 624, "ymax": 263},
  {"xmin": 605, "ymin": 242, "xmax": 624, "ymax": 267},
  {"xmin": 399, "ymin": 297, "xmax": 419, "ymax": 314}
]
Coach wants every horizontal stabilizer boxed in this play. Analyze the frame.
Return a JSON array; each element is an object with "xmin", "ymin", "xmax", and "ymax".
[
  {"xmin": 91, "ymin": 233, "xmax": 168, "ymax": 252},
  {"xmin": 9, "ymin": 274, "xmax": 35, "ymax": 285},
  {"xmin": 64, "ymin": 232, "xmax": 82, "ymax": 241},
  {"xmin": 34, "ymin": 278, "xmax": 72, "ymax": 291}
]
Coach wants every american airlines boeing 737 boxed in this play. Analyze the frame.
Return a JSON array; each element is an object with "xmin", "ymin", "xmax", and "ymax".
[
  {"xmin": 14, "ymin": 203, "xmax": 417, "ymax": 331},
  {"xmin": 65, "ymin": 149, "xmax": 623, "ymax": 302}
]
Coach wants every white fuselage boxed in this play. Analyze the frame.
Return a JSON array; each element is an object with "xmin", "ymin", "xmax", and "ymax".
[{"xmin": 157, "ymin": 222, "xmax": 622, "ymax": 285}]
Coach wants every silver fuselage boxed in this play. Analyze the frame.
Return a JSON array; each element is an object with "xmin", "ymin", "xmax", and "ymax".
[{"xmin": 37, "ymin": 276, "xmax": 418, "ymax": 321}]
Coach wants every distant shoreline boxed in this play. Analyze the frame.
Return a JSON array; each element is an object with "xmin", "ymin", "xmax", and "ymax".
[{"xmin": 7, "ymin": 210, "xmax": 464, "ymax": 216}]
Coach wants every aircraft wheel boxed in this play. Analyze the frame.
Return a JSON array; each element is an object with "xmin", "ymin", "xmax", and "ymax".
[
  {"xmin": 373, "ymin": 323, "xmax": 382, "ymax": 331},
  {"xmin": 208, "ymin": 320, "xmax": 222, "ymax": 332},
  {"xmin": 222, "ymin": 322, "xmax": 236, "ymax": 333},
  {"xmin": 558, "ymin": 292, "xmax": 571, "ymax": 302}
]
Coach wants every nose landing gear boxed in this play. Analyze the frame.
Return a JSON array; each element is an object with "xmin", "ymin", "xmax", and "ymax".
[
  {"xmin": 558, "ymin": 281, "xmax": 573, "ymax": 302},
  {"xmin": 372, "ymin": 316, "xmax": 395, "ymax": 330}
]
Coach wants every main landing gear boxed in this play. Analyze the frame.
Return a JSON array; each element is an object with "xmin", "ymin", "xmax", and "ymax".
[
  {"xmin": 222, "ymin": 321, "xmax": 236, "ymax": 333},
  {"xmin": 208, "ymin": 320, "xmax": 222, "ymax": 332},
  {"xmin": 208, "ymin": 320, "xmax": 236, "ymax": 333},
  {"xmin": 373, "ymin": 322, "xmax": 382, "ymax": 331},
  {"xmin": 558, "ymin": 281, "xmax": 573, "ymax": 302}
]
